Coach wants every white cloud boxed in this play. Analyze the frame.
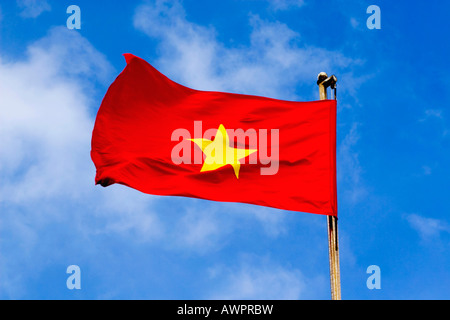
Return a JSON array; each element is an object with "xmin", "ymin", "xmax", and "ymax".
[
  {"xmin": 167, "ymin": 202, "xmax": 289, "ymax": 254},
  {"xmin": 207, "ymin": 255, "xmax": 325, "ymax": 299},
  {"xmin": 0, "ymin": 27, "xmax": 111, "ymax": 203},
  {"xmin": 239, "ymin": 204, "xmax": 288, "ymax": 237},
  {"xmin": 92, "ymin": 185, "xmax": 163, "ymax": 242},
  {"xmin": 406, "ymin": 213, "xmax": 450, "ymax": 240},
  {"xmin": 418, "ymin": 109, "xmax": 449, "ymax": 139},
  {"xmin": 421, "ymin": 165, "xmax": 432, "ymax": 175},
  {"xmin": 17, "ymin": 0, "xmax": 50, "ymax": 18},
  {"xmin": 350, "ymin": 17, "xmax": 359, "ymax": 29},
  {"xmin": 169, "ymin": 205, "xmax": 232, "ymax": 253},
  {"xmin": 133, "ymin": 0, "xmax": 354, "ymax": 100},
  {"xmin": 0, "ymin": 27, "xmax": 165, "ymax": 297},
  {"xmin": 268, "ymin": 0, "xmax": 305, "ymax": 11}
]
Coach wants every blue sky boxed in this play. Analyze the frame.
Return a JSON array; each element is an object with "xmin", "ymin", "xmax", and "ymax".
[{"xmin": 0, "ymin": 0, "xmax": 449, "ymax": 300}]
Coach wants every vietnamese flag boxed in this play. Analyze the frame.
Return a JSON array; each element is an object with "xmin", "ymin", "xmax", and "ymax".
[{"xmin": 91, "ymin": 54, "xmax": 337, "ymax": 216}]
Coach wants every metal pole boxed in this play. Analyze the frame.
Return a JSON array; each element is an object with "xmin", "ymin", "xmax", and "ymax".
[{"xmin": 317, "ymin": 72, "xmax": 341, "ymax": 300}]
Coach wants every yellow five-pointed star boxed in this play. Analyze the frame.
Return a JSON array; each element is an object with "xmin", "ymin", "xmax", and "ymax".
[{"xmin": 189, "ymin": 124, "xmax": 257, "ymax": 179}]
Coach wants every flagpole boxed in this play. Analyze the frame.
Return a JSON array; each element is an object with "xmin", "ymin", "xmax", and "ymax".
[{"xmin": 317, "ymin": 72, "xmax": 341, "ymax": 300}]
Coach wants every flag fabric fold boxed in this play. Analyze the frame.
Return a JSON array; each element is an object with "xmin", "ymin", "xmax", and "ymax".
[{"xmin": 91, "ymin": 54, "xmax": 337, "ymax": 216}]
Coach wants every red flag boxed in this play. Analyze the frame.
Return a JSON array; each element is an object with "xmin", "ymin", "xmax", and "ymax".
[{"xmin": 91, "ymin": 54, "xmax": 337, "ymax": 216}]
